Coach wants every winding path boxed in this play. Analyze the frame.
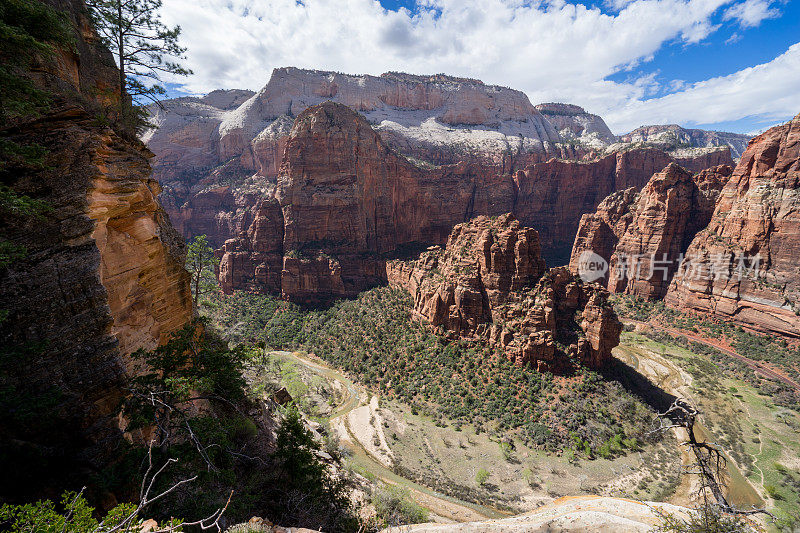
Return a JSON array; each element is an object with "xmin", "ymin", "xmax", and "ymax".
[
  {"xmin": 269, "ymin": 350, "xmax": 508, "ymax": 522},
  {"xmin": 623, "ymin": 319, "xmax": 800, "ymax": 393}
]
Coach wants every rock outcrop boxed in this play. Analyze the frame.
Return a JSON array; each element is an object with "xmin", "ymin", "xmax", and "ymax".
[
  {"xmin": 0, "ymin": 0, "xmax": 193, "ymax": 501},
  {"xmin": 512, "ymin": 148, "xmax": 732, "ymax": 264},
  {"xmin": 665, "ymin": 113, "xmax": 800, "ymax": 337},
  {"xmin": 387, "ymin": 215, "xmax": 621, "ymax": 372},
  {"xmin": 569, "ymin": 163, "xmax": 732, "ymax": 299},
  {"xmin": 620, "ymin": 124, "xmax": 751, "ymax": 160},
  {"xmin": 218, "ymin": 102, "xmax": 739, "ymax": 301},
  {"xmin": 146, "ymin": 67, "xmax": 562, "ymax": 245},
  {"xmin": 535, "ymin": 103, "xmax": 616, "ymax": 148}
]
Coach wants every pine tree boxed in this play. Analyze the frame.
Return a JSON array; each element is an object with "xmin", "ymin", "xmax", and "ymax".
[
  {"xmin": 186, "ymin": 234, "xmax": 219, "ymax": 308},
  {"xmin": 86, "ymin": 0, "xmax": 191, "ymax": 130}
]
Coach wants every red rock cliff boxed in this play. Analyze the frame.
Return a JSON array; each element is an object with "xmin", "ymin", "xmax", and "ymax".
[
  {"xmin": 387, "ymin": 215, "xmax": 621, "ymax": 372},
  {"xmin": 218, "ymin": 103, "xmax": 737, "ymax": 301},
  {"xmin": 665, "ymin": 113, "xmax": 800, "ymax": 337},
  {"xmin": 569, "ymin": 163, "xmax": 732, "ymax": 299}
]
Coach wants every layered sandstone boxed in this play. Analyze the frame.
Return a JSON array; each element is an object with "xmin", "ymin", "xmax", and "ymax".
[
  {"xmin": 387, "ymin": 215, "xmax": 621, "ymax": 372},
  {"xmin": 218, "ymin": 102, "xmax": 739, "ymax": 301},
  {"xmin": 620, "ymin": 124, "xmax": 751, "ymax": 159},
  {"xmin": 665, "ymin": 113, "xmax": 800, "ymax": 337},
  {"xmin": 569, "ymin": 163, "xmax": 732, "ymax": 299},
  {"xmin": 513, "ymin": 148, "xmax": 732, "ymax": 264},
  {"xmin": 145, "ymin": 67, "xmax": 562, "ymax": 245},
  {"xmin": 535, "ymin": 103, "xmax": 616, "ymax": 149},
  {"xmin": 145, "ymin": 67, "xmax": 740, "ymax": 250},
  {"xmin": 0, "ymin": 0, "xmax": 192, "ymax": 500}
]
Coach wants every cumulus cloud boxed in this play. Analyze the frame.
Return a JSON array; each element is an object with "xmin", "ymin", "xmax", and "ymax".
[
  {"xmin": 157, "ymin": 0, "xmax": 797, "ymax": 133},
  {"xmin": 604, "ymin": 43, "xmax": 800, "ymax": 131}
]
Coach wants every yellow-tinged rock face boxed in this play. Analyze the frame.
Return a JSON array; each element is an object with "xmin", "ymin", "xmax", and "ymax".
[{"xmin": 87, "ymin": 134, "xmax": 193, "ymax": 361}]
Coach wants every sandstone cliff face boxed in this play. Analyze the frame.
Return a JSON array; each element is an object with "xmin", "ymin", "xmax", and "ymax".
[
  {"xmin": 665, "ymin": 114, "xmax": 800, "ymax": 337},
  {"xmin": 387, "ymin": 215, "xmax": 621, "ymax": 372},
  {"xmin": 219, "ymin": 101, "xmax": 490, "ymax": 302},
  {"xmin": 569, "ymin": 163, "xmax": 732, "ymax": 299},
  {"xmin": 145, "ymin": 67, "xmax": 740, "ymax": 253},
  {"xmin": 512, "ymin": 148, "xmax": 731, "ymax": 264},
  {"xmin": 0, "ymin": 0, "xmax": 192, "ymax": 499},
  {"xmin": 146, "ymin": 67, "xmax": 563, "ymax": 246},
  {"xmin": 218, "ymin": 102, "xmax": 739, "ymax": 301}
]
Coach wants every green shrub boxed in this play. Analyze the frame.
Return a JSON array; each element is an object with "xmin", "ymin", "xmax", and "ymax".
[
  {"xmin": 475, "ymin": 468, "xmax": 490, "ymax": 486},
  {"xmin": 370, "ymin": 485, "xmax": 428, "ymax": 528}
]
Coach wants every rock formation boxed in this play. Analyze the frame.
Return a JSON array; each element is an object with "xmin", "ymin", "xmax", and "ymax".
[
  {"xmin": 569, "ymin": 163, "xmax": 732, "ymax": 299},
  {"xmin": 144, "ymin": 67, "xmax": 741, "ymax": 250},
  {"xmin": 219, "ymin": 101, "xmax": 489, "ymax": 302},
  {"xmin": 145, "ymin": 67, "xmax": 563, "ymax": 246},
  {"xmin": 535, "ymin": 103, "xmax": 616, "ymax": 148},
  {"xmin": 512, "ymin": 148, "xmax": 732, "ymax": 264},
  {"xmin": 387, "ymin": 215, "xmax": 621, "ymax": 372},
  {"xmin": 0, "ymin": 0, "xmax": 193, "ymax": 500},
  {"xmin": 218, "ymin": 102, "xmax": 739, "ymax": 301},
  {"xmin": 665, "ymin": 113, "xmax": 800, "ymax": 337},
  {"xmin": 619, "ymin": 124, "xmax": 751, "ymax": 160}
]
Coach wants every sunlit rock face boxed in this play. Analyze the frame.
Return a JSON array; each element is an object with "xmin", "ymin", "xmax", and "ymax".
[
  {"xmin": 619, "ymin": 124, "xmax": 751, "ymax": 160},
  {"xmin": 569, "ymin": 163, "xmax": 732, "ymax": 299},
  {"xmin": 146, "ymin": 66, "xmax": 740, "ymax": 253},
  {"xmin": 217, "ymin": 100, "xmax": 739, "ymax": 302},
  {"xmin": 387, "ymin": 214, "xmax": 621, "ymax": 372},
  {"xmin": 665, "ymin": 113, "xmax": 800, "ymax": 338},
  {"xmin": 0, "ymin": 0, "xmax": 193, "ymax": 501}
]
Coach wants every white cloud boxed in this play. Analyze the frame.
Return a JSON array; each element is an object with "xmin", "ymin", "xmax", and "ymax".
[
  {"xmin": 157, "ymin": 0, "xmax": 797, "ymax": 134},
  {"xmin": 603, "ymin": 43, "xmax": 800, "ymax": 132},
  {"xmin": 724, "ymin": 0, "xmax": 781, "ymax": 28}
]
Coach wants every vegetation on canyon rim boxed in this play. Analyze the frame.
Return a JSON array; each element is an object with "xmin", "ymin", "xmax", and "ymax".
[{"xmin": 86, "ymin": 0, "xmax": 191, "ymax": 132}]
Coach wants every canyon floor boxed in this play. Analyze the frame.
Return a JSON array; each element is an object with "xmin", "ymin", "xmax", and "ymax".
[{"xmin": 208, "ymin": 290, "xmax": 800, "ymax": 531}]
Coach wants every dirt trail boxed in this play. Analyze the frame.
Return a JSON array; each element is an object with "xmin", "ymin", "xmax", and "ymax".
[
  {"xmin": 270, "ymin": 351, "xmax": 507, "ymax": 522},
  {"xmin": 613, "ymin": 339, "xmax": 764, "ymax": 509},
  {"xmin": 624, "ymin": 319, "xmax": 800, "ymax": 392}
]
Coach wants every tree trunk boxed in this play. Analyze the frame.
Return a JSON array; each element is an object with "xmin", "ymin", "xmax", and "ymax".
[{"xmin": 116, "ymin": 0, "xmax": 125, "ymax": 116}]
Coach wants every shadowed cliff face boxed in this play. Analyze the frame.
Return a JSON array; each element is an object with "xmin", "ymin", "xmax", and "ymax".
[
  {"xmin": 217, "ymin": 102, "xmax": 734, "ymax": 303},
  {"xmin": 0, "ymin": 0, "xmax": 192, "ymax": 501},
  {"xmin": 664, "ymin": 113, "xmax": 800, "ymax": 337},
  {"xmin": 386, "ymin": 214, "xmax": 621, "ymax": 372}
]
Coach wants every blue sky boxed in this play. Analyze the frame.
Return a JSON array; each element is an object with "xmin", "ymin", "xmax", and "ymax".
[{"xmin": 159, "ymin": 0, "xmax": 800, "ymax": 134}]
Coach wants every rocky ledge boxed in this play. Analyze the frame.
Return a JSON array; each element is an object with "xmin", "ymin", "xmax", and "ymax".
[{"xmin": 388, "ymin": 214, "xmax": 621, "ymax": 372}]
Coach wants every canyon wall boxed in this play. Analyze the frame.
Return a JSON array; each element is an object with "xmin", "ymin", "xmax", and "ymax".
[
  {"xmin": 0, "ymin": 0, "xmax": 193, "ymax": 500},
  {"xmin": 387, "ymin": 215, "xmax": 621, "ymax": 372},
  {"xmin": 568, "ymin": 163, "xmax": 732, "ymax": 299},
  {"xmin": 145, "ymin": 67, "xmax": 564, "ymax": 246},
  {"xmin": 664, "ymin": 113, "xmax": 800, "ymax": 337},
  {"xmin": 620, "ymin": 124, "xmax": 751, "ymax": 160},
  {"xmin": 535, "ymin": 103, "xmax": 616, "ymax": 149},
  {"xmin": 217, "ymin": 102, "xmax": 730, "ymax": 302},
  {"xmin": 144, "ymin": 67, "xmax": 740, "ymax": 251},
  {"xmin": 513, "ymin": 147, "xmax": 732, "ymax": 264}
]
